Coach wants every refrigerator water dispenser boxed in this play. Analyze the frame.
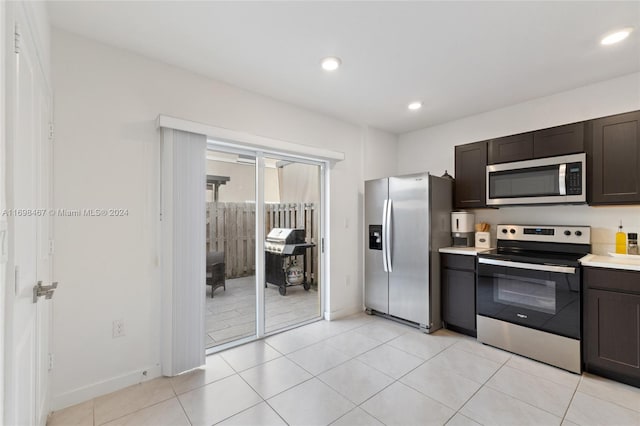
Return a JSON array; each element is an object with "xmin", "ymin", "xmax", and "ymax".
[{"xmin": 369, "ymin": 225, "xmax": 383, "ymax": 250}]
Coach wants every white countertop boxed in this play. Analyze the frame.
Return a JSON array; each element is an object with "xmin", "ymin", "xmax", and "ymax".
[
  {"xmin": 439, "ymin": 247, "xmax": 493, "ymax": 256},
  {"xmin": 580, "ymin": 254, "xmax": 640, "ymax": 272}
]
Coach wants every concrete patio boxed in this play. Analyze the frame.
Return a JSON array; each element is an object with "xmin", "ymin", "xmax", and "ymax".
[{"xmin": 205, "ymin": 275, "xmax": 320, "ymax": 347}]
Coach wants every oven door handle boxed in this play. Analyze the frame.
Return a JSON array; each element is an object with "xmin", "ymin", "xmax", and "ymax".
[{"xmin": 478, "ymin": 257, "xmax": 576, "ymax": 274}]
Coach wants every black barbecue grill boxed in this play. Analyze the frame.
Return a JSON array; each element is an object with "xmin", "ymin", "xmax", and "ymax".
[{"xmin": 264, "ymin": 228, "xmax": 315, "ymax": 296}]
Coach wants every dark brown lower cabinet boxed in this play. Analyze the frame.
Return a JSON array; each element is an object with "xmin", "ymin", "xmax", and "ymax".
[
  {"xmin": 441, "ymin": 254, "xmax": 476, "ymax": 337},
  {"xmin": 584, "ymin": 267, "xmax": 640, "ymax": 387}
]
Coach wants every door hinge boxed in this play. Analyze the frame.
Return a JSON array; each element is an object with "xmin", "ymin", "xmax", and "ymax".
[
  {"xmin": 49, "ymin": 239, "xmax": 55, "ymax": 255},
  {"xmin": 49, "ymin": 122, "xmax": 55, "ymax": 141},
  {"xmin": 14, "ymin": 23, "xmax": 21, "ymax": 54},
  {"xmin": 321, "ymin": 238, "xmax": 325, "ymax": 253},
  {"xmin": 48, "ymin": 353, "xmax": 54, "ymax": 371}
]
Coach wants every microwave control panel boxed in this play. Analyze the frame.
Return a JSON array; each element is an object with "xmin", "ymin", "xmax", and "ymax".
[{"xmin": 566, "ymin": 162, "xmax": 583, "ymax": 195}]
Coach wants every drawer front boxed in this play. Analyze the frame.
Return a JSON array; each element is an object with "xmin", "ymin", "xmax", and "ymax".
[
  {"xmin": 441, "ymin": 253, "xmax": 476, "ymax": 271},
  {"xmin": 584, "ymin": 267, "xmax": 640, "ymax": 294}
]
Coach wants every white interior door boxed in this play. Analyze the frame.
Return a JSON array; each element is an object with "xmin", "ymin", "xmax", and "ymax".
[
  {"xmin": 35, "ymin": 77, "xmax": 53, "ymax": 425},
  {"xmin": 5, "ymin": 5, "xmax": 53, "ymax": 425}
]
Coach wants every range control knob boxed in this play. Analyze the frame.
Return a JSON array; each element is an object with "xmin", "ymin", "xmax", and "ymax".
[
  {"xmin": 575, "ymin": 230, "xmax": 583, "ymax": 237},
  {"xmin": 564, "ymin": 230, "xmax": 571, "ymax": 236},
  {"xmin": 509, "ymin": 229, "xmax": 516, "ymax": 234},
  {"xmin": 501, "ymin": 228, "xmax": 508, "ymax": 234}
]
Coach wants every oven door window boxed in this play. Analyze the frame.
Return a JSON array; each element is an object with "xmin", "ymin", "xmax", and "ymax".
[
  {"xmin": 494, "ymin": 273, "xmax": 555, "ymax": 315},
  {"xmin": 477, "ymin": 263, "xmax": 581, "ymax": 339},
  {"xmin": 489, "ymin": 165, "xmax": 560, "ymax": 199}
]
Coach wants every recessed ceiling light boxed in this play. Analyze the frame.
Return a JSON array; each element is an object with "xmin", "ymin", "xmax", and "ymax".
[
  {"xmin": 408, "ymin": 101, "xmax": 423, "ymax": 111},
  {"xmin": 321, "ymin": 56, "xmax": 341, "ymax": 71},
  {"xmin": 601, "ymin": 28, "xmax": 633, "ymax": 45}
]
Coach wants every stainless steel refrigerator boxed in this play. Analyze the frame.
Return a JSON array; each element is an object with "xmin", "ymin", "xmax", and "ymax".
[{"xmin": 365, "ymin": 173, "xmax": 452, "ymax": 332}]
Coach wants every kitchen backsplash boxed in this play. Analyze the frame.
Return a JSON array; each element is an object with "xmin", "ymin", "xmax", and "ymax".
[{"xmin": 470, "ymin": 204, "xmax": 640, "ymax": 255}]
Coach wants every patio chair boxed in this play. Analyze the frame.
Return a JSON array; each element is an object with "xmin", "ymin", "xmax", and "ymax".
[{"xmin": 207, "ymin": 251, "xmax": 226, "ymax": 297}]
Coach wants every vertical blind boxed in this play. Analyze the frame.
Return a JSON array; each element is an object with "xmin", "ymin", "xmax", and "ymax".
[{"xmin": 160, "ymin": 128, "xmax": 206, "ymax": 376}]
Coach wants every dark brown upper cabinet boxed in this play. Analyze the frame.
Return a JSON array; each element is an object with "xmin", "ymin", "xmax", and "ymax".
[
  {"xmin": 533, "ymin": 122, "xmax": 585, "ymax": 158},
  {"xmin": 487, "ymin": 133, "xmax": 533, "ymax": 164},
  {"xmin": 589, "ymin": 110, "xmax": 640, "ymax": 205},
  {"xmin": 454, "ymin": 141, "xmax": 487, "ymax": 209},
  {"xmin": 488, "ymin": 122, "xmax": 586, "ymax": 165}
]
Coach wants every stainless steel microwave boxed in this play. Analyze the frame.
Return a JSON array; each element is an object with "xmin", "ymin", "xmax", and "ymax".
[{"xmin": 486, "ymin": 153, "xmax": 586, "ymax": 206}]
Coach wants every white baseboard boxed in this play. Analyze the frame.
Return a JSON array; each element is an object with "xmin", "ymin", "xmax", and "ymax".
[
  {"xmin": 324, "ymin": 305, "xmax": 364, "ymax": 321},
  {"xmin": 51, "ymin": 364, "xmax": 162, "ymax": 411}
]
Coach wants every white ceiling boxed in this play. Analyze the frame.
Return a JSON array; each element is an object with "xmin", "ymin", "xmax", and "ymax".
[{"xmin": 47, "ymin": 1, "xmax": 640, "ymax": 134}]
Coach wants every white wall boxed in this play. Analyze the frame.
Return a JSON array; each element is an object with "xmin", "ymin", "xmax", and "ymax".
[
  {"xmin": 0, "ymin": 1, "xmax": 6, "ymax": 421},
  {"xmin": 397, "ymin": 72, "xmax": 640, "ymax": 254},
  {"xmin": 50, "ymin": 29, "xmax": 397, "ymax": 409},
  {"xmin": 363, "ymin": 126, "xmax": 398, "ymax": 181}
]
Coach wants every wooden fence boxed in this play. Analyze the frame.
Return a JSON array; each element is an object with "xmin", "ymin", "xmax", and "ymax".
[{"xmin": 207, "ymin": 202, "xmax": 317, "ymax": 281}]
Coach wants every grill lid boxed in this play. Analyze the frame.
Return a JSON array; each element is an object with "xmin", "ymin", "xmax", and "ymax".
[{"xmin": 266, "ymin": 228, "xmax": 306, "ymax": 244}]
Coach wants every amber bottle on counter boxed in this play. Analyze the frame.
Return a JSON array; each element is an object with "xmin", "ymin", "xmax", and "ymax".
[{"xmin": 615, "ymin": 222, "xmax": 627, "ymax": 254}]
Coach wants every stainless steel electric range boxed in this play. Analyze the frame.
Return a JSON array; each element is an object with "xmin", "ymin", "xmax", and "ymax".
[{"xmin": 476, "ymin": 224, "xmax": 591, "ymax": 373}]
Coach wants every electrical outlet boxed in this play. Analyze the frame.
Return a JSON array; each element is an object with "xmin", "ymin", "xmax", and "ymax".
[{"xmin": 112, "ymin": 319, "xmax": 125, "ymax": 338}]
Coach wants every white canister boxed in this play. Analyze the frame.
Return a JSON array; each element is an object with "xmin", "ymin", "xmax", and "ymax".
[
  {"xmin": 451, "ymin": 211, "xmax": 475, "ymax": 233},
  {"xmin": 475, "ymin": 232, "xmax": 491, "ymax": 248}
]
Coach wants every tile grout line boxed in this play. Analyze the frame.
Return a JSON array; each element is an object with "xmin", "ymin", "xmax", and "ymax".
[
  {"xmin": 168, "ymin": 356, "xmax": 236, "ymax": 398},
  {"xmin": 236, "ymin": 316, "xmax": 386, "ymax": 424},
  {"xmin": 482, "ymin": 359, "xmax": 583, "ymax": 420},
  {"xmin": 173, "ymin": 391, "xmax": 193, "ymax": 426},
  {"xmin": 560, "ymin": 374, "xmax": 583, "ymax": 425},
  {"xmin": 351, "ymin": 336, "xmax": 463, "ymax": 424},
  {"xmin": 314, "ymin": 358, "xmax": 395, "ymax": 406},
  {"xmin": 94, "ymin": 392, "xmax": 178, "ymax": 426},
  {"xmin": 322, "ymin": 323, "xmax": 461, "ymax": 416},
  {"xmin": 577, "ymin": 374, "xmax": 640, "ymax": 414},
  {"xmin": 446, "ymin": 348, "xmax": 513, "ymax": 426},
  {"xmin": 212, "ymin": 351, "xmax": 285, "ymax": 425}
]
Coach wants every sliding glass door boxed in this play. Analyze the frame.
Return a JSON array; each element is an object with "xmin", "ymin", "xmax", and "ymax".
[
  {"xmin": 263, "ymin": 156, "xmax": 322, "ymax": 334},
  {"xmin": 205, "ymin": 146, "xmax": 324, "ymax": 351},
  {"xmin": 205, "ymin": 150, "xmax": 257, "ymax": 348}
]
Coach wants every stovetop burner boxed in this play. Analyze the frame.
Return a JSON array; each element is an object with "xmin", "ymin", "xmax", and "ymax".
[{"xmin": 477, "ymin": 224, "xmax": 591, "ymax": 266}]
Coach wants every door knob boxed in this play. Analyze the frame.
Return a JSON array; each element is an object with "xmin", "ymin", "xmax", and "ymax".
[{"xmin": 33, "ymin": 281, "xmax": 58, "ymax": 303}]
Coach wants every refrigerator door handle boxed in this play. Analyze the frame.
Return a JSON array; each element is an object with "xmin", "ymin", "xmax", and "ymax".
[
  {"xmin": 386, "ymin": 199, "xmax": 393, "ymax": 272},
  {"xmin": 382, "ymin": 199, "xmax": 389, "ymax": 272}
]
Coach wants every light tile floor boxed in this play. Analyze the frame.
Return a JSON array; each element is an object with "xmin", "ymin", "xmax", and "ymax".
[
  {"xmin": 206, "ymin": 276, "xmax": 319, "ymax": 347},
  {"xmin": 48, "ymin": 313, "xmax": 640, "ymax": 426}
]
